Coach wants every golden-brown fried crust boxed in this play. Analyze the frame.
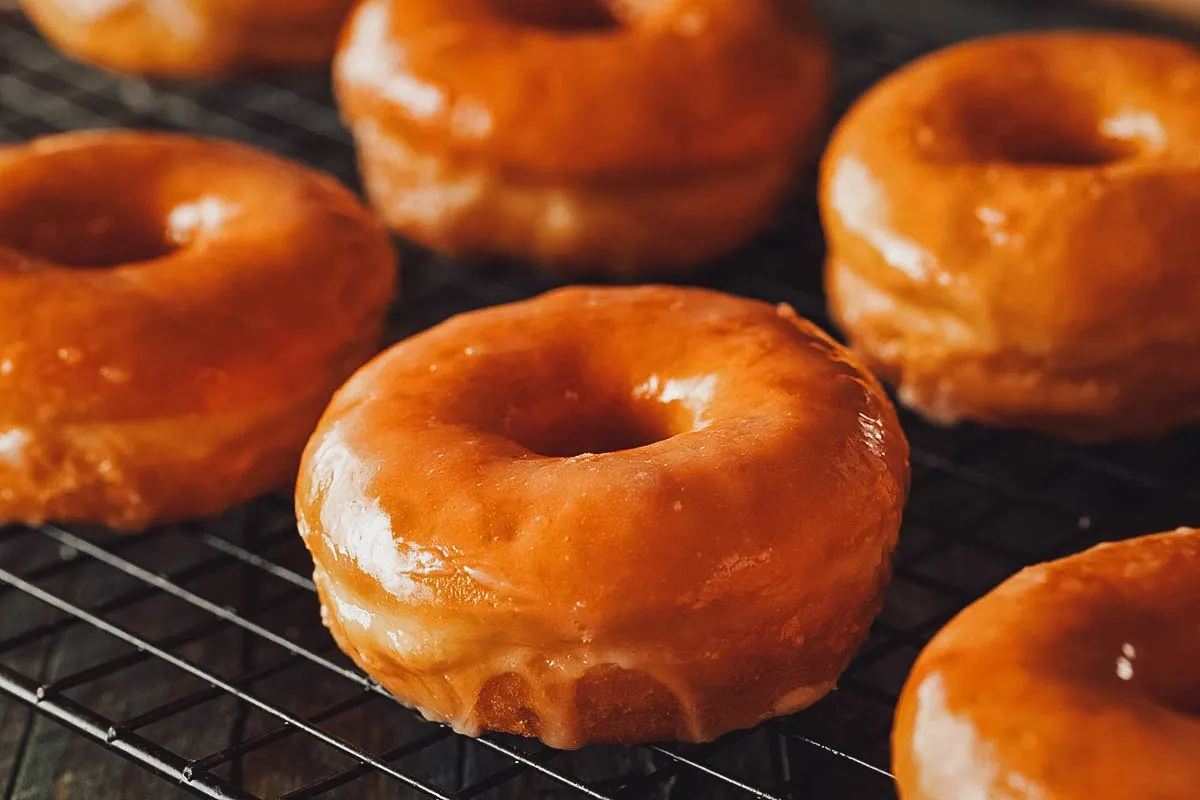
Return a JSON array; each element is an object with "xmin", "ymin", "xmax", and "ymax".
[
  {"xmin": 334, "ymin": 0, "xmax": 831, "ymax": 272},
  {"xmin": 0, "ymin": 131, "xmax": 397, "ymax": 530},
  {"xmin": 298, "ymin": 285, "xmax": 909, "ymax": 748},
  {"xmin": 20, "ymin": 0, "xmax": 358, "ymax": 77},
  {"xmin": 894, "ymin": 528, "xmax": 1200, "ymax": 800},
  {"xmin": 821, "ymin": 32, "xmax": 1200, "ymax": 440}
]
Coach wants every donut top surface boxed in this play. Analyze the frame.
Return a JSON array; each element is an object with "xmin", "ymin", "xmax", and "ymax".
[
  {"xmin": 335, "ymin": 0, "xmax": 830, "ymax": 172},
  {"xmin": 845, "ymin": 32, "xmax": 1200, "ymax": 169},
  {"xmin": 0, "ymin": 131, "xmax": 396, "ymax": 424},
  {"xmin": 895, "ymin": 527, "xmax": 1200, "ymax": 799},
  {"xmin": 821, "ymin": 32, "xmax": 1200, "ymax": 353},
  {"xmin": 29, "ymin": 0, "xmax": 355, "ymax": 24},
  {"xmin": 21, "ymin": 0, "xmax": 361, "ymax": 75},
  {"xmin": 298, "ymin": 285, "xmax": 908, "ymax": 639}
]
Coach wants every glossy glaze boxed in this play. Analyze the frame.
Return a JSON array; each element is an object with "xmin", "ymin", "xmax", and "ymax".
[
  {"xmin": 21, "ymin": 0, "xmax": 358, "ymax": 76},
  {"xmin": 0, "ymin": 131, "xmax": 396, "ymax": 529},
  {"xmin": 297, "ymin": 285, "xmax": 909, "ymax": 748},
  {"xmin": 894, "ymin": 528, "xmax": 1200, "ymax": 799},
  {"xmin": 821, "ymin": 32, "xmax": 1200, "ymax": 440},
  {"xmin": 334, "ymin": 0, "xmax": 830, "ymax": 273}
]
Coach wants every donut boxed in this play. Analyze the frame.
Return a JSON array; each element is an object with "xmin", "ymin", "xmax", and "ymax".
[
  {"xmin": 297, "ymin": 285, "xmax": 909, "ymax": 748},
  {"xmin": 20, "ymin": 0, "xmax": 358, "ymax": 77},
  {"xmin": 820, "ymin": 32, "xmax": 1200, "ymax": 440},
  {"xmin": 893, "ymin": 527, "xmax": 1200, "ymax": 799},
  {"xmin": 333, "ymin": 0, "xmax": 830, "ymax": 274},
  {"xmin": 0, "ymin": 131, "xmax": 396, "ymax": 530}
]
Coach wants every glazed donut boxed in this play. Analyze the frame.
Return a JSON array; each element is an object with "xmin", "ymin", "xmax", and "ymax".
[
  {"xmin": 894, "ymin": 527, "xmax": 1200, "ymax": 799},
  {"xmin": 20, "ymin": 0, "xmax": 358, "ymax": 77},
  {"xmin": 821, "ymin": 32, "xmax": 1200, "ymax": 440},
  {"xmin": 0, "ymin": 131, "xmax": 396, "ymax": 530},
  {"xmin": 297, "ymin": 285, "xmax": 909, "ymax": 748},
  {"xmin": 334, "ymin": 0, "xmax": 830, "ymax": 274}
]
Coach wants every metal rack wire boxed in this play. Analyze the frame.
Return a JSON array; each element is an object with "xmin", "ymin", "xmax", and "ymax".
[{"xmin": 1, "ymin": 4, "xmax": 1198, "ymax": 798}]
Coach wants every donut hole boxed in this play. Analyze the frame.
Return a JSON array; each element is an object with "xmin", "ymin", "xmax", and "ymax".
[
  {"xmin": 964, "ymin": 115, "xmax": 1138, "ymax": 167},
  {"xmin": 1157, "ymin": 683, "xmax": 1200, "ymax": 717},
  {"xmin": 0, "ymin": 188, "xmax": 176, "ymax": 269},
  {"xmin": 490, "ymin": 0, "xmax": 619, "ymax": 31},
  {"xmin": 507, "ymin": 399, "xmax": 677, "ymax": 457},
  {"xmin": 929, "ymin": 80, "xmax": 1144, "ymax": 167},
  {"xmin": 501, "ymin": 369, "xmax": 720, "ymax": 457},
  {"xmin": 1139, "ymin": 635, "xmax": 1200, "ymax": 717}
]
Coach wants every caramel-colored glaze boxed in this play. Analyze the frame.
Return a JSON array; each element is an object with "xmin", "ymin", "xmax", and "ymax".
[
  {"xmin": 894, "ymin": 528, "xmax": 1200, "ymax": 799},
  {"xmin": 297, "ymin": 285, "xmax": 909, "ymax": 748},
  {"xmin": 334, "ymin": 0, "xmax": 830, "ymax": 273},
  {"xmin": 0, "ymin": 131, "xmax": 396, "ymax": 530},
  {"xmin": 821, "ymin": 32, "xmax": 1200, "ymax": 441},
  {"xmin": 20, "ymin": 0, "xmax": 358, "ymax": 77}
]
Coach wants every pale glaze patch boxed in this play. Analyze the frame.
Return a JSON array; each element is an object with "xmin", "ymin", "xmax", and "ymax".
[
  {"xmin": 166, "ymin": 196, "xmax": 239, "ymax": 245},
  {"xmin": 146, "ymin": 0, "xmax": 204, "ymax": 41},
  {"xmin": 23, "ymin": 0, "xmax": 358, "ymax": 76},
  {"xmin": 306, "ymin": 423, "xmax": 455, "ymax": 604},
  {"xmin": 633, "ymin": 373, "xmax": 719, "ymax": 430},
  {"xmin": 1100, "ymin": 108, "xmax": 1168, "ymax": 149},
  {"xmin": 828, "ymin": 157, "xmax": 941, "ymax": 284},
  {"xmin": 0, "ymin": 429, "xmax": 30, "ymax": 466},
  {"xmin": 47, "ymin": 0, "xmax": 133, "ymax": 21},
  {"xmin": 338, "ymin": 1, "xmax": 448, "ymax": 120},
  {"xmin": 911, "ymin": 673, "xmax": 1043, "ymax": 800}
]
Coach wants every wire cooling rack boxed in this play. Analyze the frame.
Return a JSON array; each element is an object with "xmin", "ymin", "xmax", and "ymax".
[{"xmin": 1, "ymin": 3, "xmax": 1198, "ymax": 798}]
